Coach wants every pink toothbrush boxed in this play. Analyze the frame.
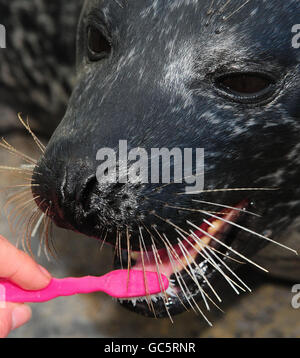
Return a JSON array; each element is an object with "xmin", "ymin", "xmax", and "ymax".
[{"xmin": 0, "ymin": 269, "xmax": 169, "ymax": 303}]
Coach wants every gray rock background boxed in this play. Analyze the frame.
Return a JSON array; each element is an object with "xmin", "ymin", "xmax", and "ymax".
[{"xmin": 0, "ymin": 0, "xmax": 83, "ymax": 134}]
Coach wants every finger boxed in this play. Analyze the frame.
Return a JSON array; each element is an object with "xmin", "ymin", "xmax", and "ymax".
[
  {"xmin": 11, "ymin": 304, "xmax": 32, "ymax": 330},
  {"xmin": 0, "ymin": 303, "xmax": 32, "ymax": 338},
  {"xmin": 0, "ymin": 235, "xmax": 51, "ymax": 290}
]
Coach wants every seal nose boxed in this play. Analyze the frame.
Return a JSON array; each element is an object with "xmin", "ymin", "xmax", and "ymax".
[
  {"xmin": 73, "ymin": 175, "xmax": 98, "ymax": 212},
  {"xmin": 32, "ymin": 157, "xmax": 142, "ymax": 236},
  {"xmin": 33, "ymin": 155, "xmax": 204, "ymax": 251},
  {"xmin": 61, "ymin": 168, "xmax": 143, "ymax": 237}
]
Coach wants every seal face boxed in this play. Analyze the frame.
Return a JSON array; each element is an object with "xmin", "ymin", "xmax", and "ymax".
[{"xmin": 32, "ymin": 0, "xmax": 300, "ymax": 318}]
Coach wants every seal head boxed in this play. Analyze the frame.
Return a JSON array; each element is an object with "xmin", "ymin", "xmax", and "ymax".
[{"xmin": 32, "ymin": 0, "xmax": 300, "ymax": 318}]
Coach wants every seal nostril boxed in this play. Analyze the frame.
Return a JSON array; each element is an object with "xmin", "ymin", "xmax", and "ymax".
[{"xmin": 77, "ymin": 175, "xmax": 98, "ymax": 211}]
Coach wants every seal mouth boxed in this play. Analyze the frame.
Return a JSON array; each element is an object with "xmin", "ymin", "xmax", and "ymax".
[
  {"xmin": 27, "ymin": 153, "xmax": 298, "ymax": 320},
  {"xmin": 114, "ymin": 201, "xmax": 251, "ymax": 320}
]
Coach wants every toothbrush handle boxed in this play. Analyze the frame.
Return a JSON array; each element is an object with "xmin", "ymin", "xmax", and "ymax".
[{"xmin": 0, "ymin": 276, "xmax": 103, "ymax": 303}]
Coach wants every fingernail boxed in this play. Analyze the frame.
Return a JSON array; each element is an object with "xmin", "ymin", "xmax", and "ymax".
[
  {"xmin": 38, "ymin": 265, "xmax": 52, "ymax": 280},
  {"xmin": 12, "ymin": 305, "xmax": 32, "ymax": 330}
]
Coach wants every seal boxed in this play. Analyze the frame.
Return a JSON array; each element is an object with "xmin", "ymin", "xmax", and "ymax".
[{"xmin": 31, "ymin": 0, "xmax": 300, "ymax": 320}]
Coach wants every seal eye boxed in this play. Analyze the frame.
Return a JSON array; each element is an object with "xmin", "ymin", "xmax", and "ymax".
[
  {"xmin": 215, "ymin": 72, "xmax": 276, "ymax": 103},
  {"xmin": 87, "ymin": 26, "xmax": 111, "ymax": 61}
]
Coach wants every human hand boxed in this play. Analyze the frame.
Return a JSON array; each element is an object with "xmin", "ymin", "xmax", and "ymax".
[{"xmin": 0, "ymin": 235, "xmax": 51, "ymax": 338}]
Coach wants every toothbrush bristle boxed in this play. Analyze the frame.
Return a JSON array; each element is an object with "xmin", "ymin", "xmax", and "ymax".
[{"xmin": 103, "ymin": 269, "xmax": 169, "ymax": 299}]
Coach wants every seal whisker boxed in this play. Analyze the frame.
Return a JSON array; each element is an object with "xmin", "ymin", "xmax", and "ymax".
[
  {"xmin": 148, "ymin": 167, "xmax": 205, "ymax": 196},
  {"xmin": 13, "ymin": 203, "xmax": 37, "ymax": 249},
  {"xmin": 126, "ymin": 227, "xmax": 132, "ymax": 289},
  {"xmin": 12, "ymin": 201, "xmax": 34, "ymax": 249},
  {"xmin": 150, "ymin": 243, "xmax": 174, "ymax": 323},
  {"xmin": 0, "ymin": 184, "xmax": 39, "ymax": 193},
  {"xmin": 187, "ymin": 229, "xmax": 250, "ymax": 293},
  {"xmin": 118, "ymin": 231, "xmax": 123, "ymax": 269},
  {"xmin": 48, "ymin": 217, "xmax": 57, "ymax": 260},
  {"xmin": 38, "ymin": 206, "xmax": 49, "ymax": 257},
  {"xmin": 152, "ymin": 223, "xmax": 218, "ymax": 305},
  {"xmin": 25, "ymin": 207, "xmax": 41, "ymax": 257},
  {"xmin": 31, "ymin": 210, "xmax": 45, "ymax": 239},
  {"xmin": 152, "ymin": 209, "xmax": 241, "ymax": 264},
  {"xmin": 0, "ymin": 138, "xmax": 37, "ymax": 165},
  {"xmin": 175, "ymin": 229, "xmax": 229, "ymax": 300},
  {"xmin": 195, "ymin": 211, "xmax": 298, "ymax": 255},
  {"xmin": 138, "ymin": 220, "xmax": 161, "ymax": 247},
  {"xmin": 202, "ymin": 239, "xmax": 252, "ymax": 293},
  {"xmin": 99, "ymin": 228, "xmax": 108, "ymax": 253},
  {"xmin": 207, "ymin": 0, "xmax": 216, "ymax": 15},
  {"xmin": 159, "ymin": 230, "xmax": 213, "ymax": 297},
  {"xmin": 187, "ymin": 220, "xmax": 269, "ymax": 272},
  {"xmin": 113, "ymin": 230, "xmax": 119, "ymax": 259},
  {"xmin": 5, "ymin": 191, "xmax": 35, "ymax": 225},
  {"xmin": 6, "ymin": 193, "xmax": 38, "ymax": 227},
  {"xmin": 192, "ymin": 199, "xmax": 261, "ymax": 218},
  {"xmin": 151, "ymin": 210, "xmax": 265, "ymax": 285},
  {"xmin": 10, "ymin": 200, "xmax": 39, "ymax": 238},
  {"xmin": 49, "ymin": 219, "xmax": 56, "ymax": 256},
  {"xmin": 157, "ymin": 234, "xmax": 197, "ymax": 314},
  {"xmin": 0, "ymin": 166, "xmax": 34, "ymax": 175},
  {"xmin": 42, "ymin": 202, "xmax": 57, "ymax": 260},
  {"xmin": 3, "ymin": 189, "xmax": 33, "ymax": 213},
  {"xmin": 138, "ymin": 234, "xmax": 157, "ymax": 317},
  {"xmin": 138, "ymin": 225, "xmax": 150, "ymax": 262},
  {"xmin": 177, "ymin": 239, "xmax": 211, "ymax": 310},
  {"xmin": 147, "ymin": 196, "xmax": 255, "ymax": 218},
  {"xmin": 222, "ymin": 0, "xmax": 252, "ymax": 21},
  {"xmin": 149, "ymin": 226, "xmax": 204, "ymax": 314},
  {"xmin": 16, "ymin": 203, "xmax": 38, "ymax": 254},
  {"xmin": 42, "ymin": 212, "xmax": 52, "ymax": 261},
  {"xmin": 164, "ymin": 246, "xmax": 191, "ymax": 313},
  {"xmin": 176, "ymin": 228, "xmax": 243, "ymax": 296},
  {"xmin": 113, "ymin": 0, "xmax": 124, "ymax": 8},
  {"xmin": 150, "ymin": 200, "xmax": 297, "ymax": 254},
  {"xmin": 218, "ymin": 0, "xmax": 232, "ymax": 14},
  {"xmin": 176, "ymin": 238, "xmax": 226, "ymax": 312},
  {"xmin": 17, "ymin": 113, "xmax": 46, "ymax": 154},
  {"xmin": 147, "ymin": 196, "xmax": 225, "ymax": 215},
  {"xmin": 176, "ymin": 187, "xmax": 279, "ymax": 195}
]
